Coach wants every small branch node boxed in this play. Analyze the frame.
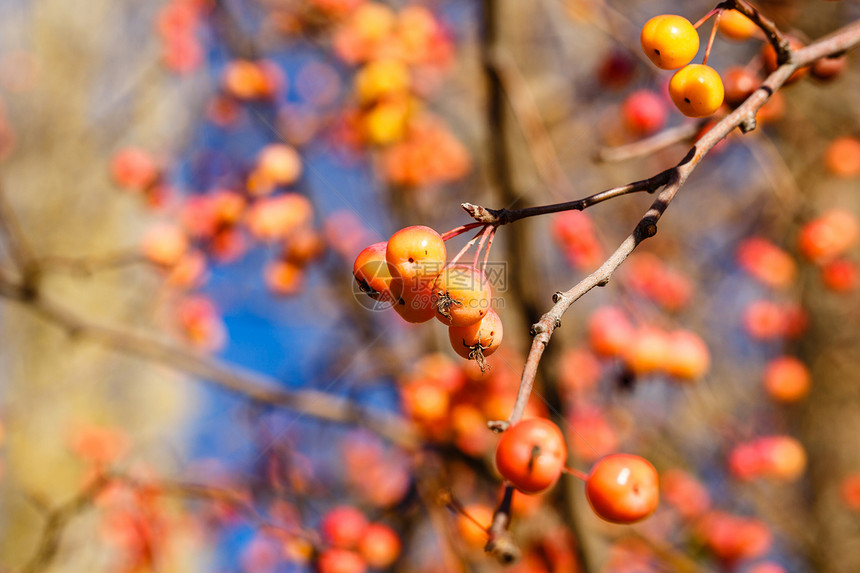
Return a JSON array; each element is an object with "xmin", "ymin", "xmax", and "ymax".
[
  {"xmin": 461, "ymin": 203, "xmax": 500, "ymax": 224},
  {"xmin": 635, "ymin": 218, "xmax": 659, "ymax": 243},
  {"xmin": 740, "ymin": 115, "xmax": 758, "ymax": 134},
  {"xmin": 486, "ymin": 536, "xmax": 521, "ymax": 564},
  {"xmin": 487, "ymin": 420, "xmax": 510, "ymax": 433}
]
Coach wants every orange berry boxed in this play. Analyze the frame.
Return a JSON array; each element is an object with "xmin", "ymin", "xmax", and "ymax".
[
  {"xmin": 433, "ymin": 265, "xmax": 492, "ymax": 327},
  {"xmin": 245, "ymin": 194, "xmax": 314, "ymax": 241},
  {"xmin": 669, "ymin": 64, "xmax": 725, "ymax": 118},
  {"xmin": 111, "ymin": 147, "xmax": 159, "ymax": 190},
  {"xmin": 722, "ymin": 67, "xmax": 759, "ymax": 108},
  {"xmin": 495, "ymin": 418, "xmax": 567, "ymax": 494},
  {"xmin": 821, "ymin": 259, "xmax": 858, "ymax": 292},
  {"xmin": 448, "ymin": 309, "xmax": 503, "ymax": 362},
  {"xmin": 737, "ymin": 237, "xmax": 797, "ymax": 289},
  {"xmin": 797, "ymin": 209, "xmax": 860, "ymax": 263},
  {"xmin": 386, "ymin": 226, "xmax": 446, "ymax": 316},
  {"xmin": 718, "ymin": 10, "xmax": 758, "ymax": 41},
  {"xmin": 354, "ymin": 59, "xmax": 410, "ymax": 105},
  {"xmin": 761, "ymin": 37, "xmax": 808, "ymax": 84},
  {"xmin": 640, "ymin": 15, "xmax": 700, "ymax": 70},
  {"xmin": 353, "ymin": 242, "xmax": 394, "ymax": 302},
  {"xmin": 265, "ymin": 260, "xmax": 304, "ymax": 296},
  {"xmin": 811, "ymin": 55, "xmax": 847, "ymax": 81},
  {"xmin": 824, "ymin": 136, "xmax": 860, "ymax": 178},
  {"xmin": 358, "ymin": 523, "xmax": 400, "ymax": 569},
  {"xmin": 142, "ymin": 223, "xmax": 188, "ymax": 267},
  {"xmin": 320, "ymin": 506, "xmax": 368, "ymax": 549},
  {"xmin": 317, "ymin": 549, "xmax": 367, "ymax": 573},
  {"xmin": 623, "ymin": 327, "xmax": 670, "ymax": 376},
  {"xmin": 586, "ymin": 454, "xmax": 659, "ymax": 524},
  {"xmin": 587, "ymin": 306, "xmax": 635, "ymax": 357},
  {"xmin": 622, "ymin": 90, "xmax": 667, "ymax": 135},
  {"xmin": 255, "ymin": 143, "xmax": 302, "ymax": 188},
  {"xmin": 764, "ymin": 356, "xmax": 810, "ymax": 403},
  {"xmin": 456, "ymin": 504, "xmax": 492, "ymax": 548},
  {"xmin": 664, "ymin": 330, "xmax": 710, "ymax": 381},
  {"xmin": 393, "ymin": 286, "xmax": 437, "ymax": 323}
]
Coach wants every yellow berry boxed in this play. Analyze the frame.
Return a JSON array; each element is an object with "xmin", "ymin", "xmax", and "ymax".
[
  {"xmin": 669, "ymin": 64, "xmax": 725, "ymax": 118},
  {"xmin": 718, "ymin": 10, "xmax": 758, "ymax": 41},
  {"xmin": 641, "ymin": 15, "xmax": 700, "ymax": 70}
]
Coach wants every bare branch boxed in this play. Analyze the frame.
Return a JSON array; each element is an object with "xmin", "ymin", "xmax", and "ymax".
[
  {"xmin": 0, "ymin": 275, "xmax": 420, "ymax": 451},
  {"xmin": 19, "ymin": 475, "xmax": 111, "ymax": 573},
  {"xmin": 596, "ymin": 121, "xmax": 706, "ymax": 163},
  {"xmin": 0, "ymin": 178, "xmax": 38, "ymax": 276},
  {"xmin": 38, "ymin": 249, "xmax": 146, "ymax": 277}
]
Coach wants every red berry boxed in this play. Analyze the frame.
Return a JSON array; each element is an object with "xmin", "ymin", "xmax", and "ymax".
[
  {"xmin": 495, "ymin": 418, "xmax": 567, "ymax": 494},
  {"xmin": 585, "ymin": 454, "xmax": 659, "ymax": 524}
]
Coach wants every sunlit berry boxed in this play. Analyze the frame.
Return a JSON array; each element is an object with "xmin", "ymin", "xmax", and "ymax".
[
  {"xmin": 321, "ymin": 506, "xmax": 368, "ymax": 549},
  {"xmin": 718, "ymin": 10, "xmax": 758, "ymax": 41},
  {"xmin": 448, "ymin": 308, "xmax": 503, "ymax": 362},
  {"xmin": 495, "ymin": 418, "xmax": 567, "ymax": 494},
  {"xmin": 640, "ymin": 15, "xmax": 700, "ymax": 70},
  {"xmin": 358, "ymin": 523, "xmax": 400, "ymax": 569},
  {"xmin": 664, "ymin": 330, "xmax": 710, "ymax": 381},
  {"xmin": 586, "ymin": 454, "xmax": 659, "ymax": 524},
  {"xmin": 669, "ymin": 64, "xmax": 724, "ymax": 118},
  {"xmin": 433, "ymin": 265, "xmax": 492, "ymax": 327},
  {"xmin": 763, "ymin": 356, "xmax": 811, "ymax": 403},
  {"xmin": 353, "ymin": 242, "xmax": 394, "ymax": 302}
]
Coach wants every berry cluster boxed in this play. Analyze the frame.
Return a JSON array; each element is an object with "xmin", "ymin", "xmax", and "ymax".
[
  {"xmin": 113, "ymin": 142, "xmax": 324, "ymax": 349},
  {"xmin": 494, "ymin": 418, "xmax": 660, "ymax": 524},
  {"xmin": 317, "ymin": 506, "xmax": 401, "ymax": 573},
  {"xmin": 640, "ymin": 14, "xmax": 724, "ymax": 118},
  {"xmin": 353, "ymin": 225, "xmax": 503, "ymax": 366},
  {"xmin": 327, "ymin": 3, "xmax": 472, "ymax": 187}
]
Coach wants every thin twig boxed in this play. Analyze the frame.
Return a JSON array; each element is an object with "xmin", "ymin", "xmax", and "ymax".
[
  {"xmin": 0, "ymin": 179, "xmax": 38, "ymax": 275},
  {"xmin": 596, "ymin": 121, "xmax": 705, "ymax": 163},
  {"xmin": 462, "ymin": 168, "xmax": 674, "ymax": 226},
  {"xmin": 38, "ymin": 249, "xmax": 146, "ymax": 277},
  {"xmin": 441, "ymin": 222, "xmax": 484, "ymax": 241},
  {"xmin": 19, "ymin": 475, "xmax": 112, "ymax": 573}
]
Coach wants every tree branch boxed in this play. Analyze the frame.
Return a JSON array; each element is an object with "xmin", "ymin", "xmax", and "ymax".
[
  {"xmin": 0, "ymin": 275, "xmax": 420, "ymax": 451},
  {"xmin": 19, "ymin": 475, "xmax": 111, "ymax": 573},
  {"xmin": 0, "ymin": 178, "xmax": 39, "ymax": 279}
]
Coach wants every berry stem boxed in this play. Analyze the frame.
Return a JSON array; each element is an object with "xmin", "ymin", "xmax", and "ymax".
[
  {"xmin": 693, "ymin": 8, "xmax": 719, "ymax": 30},
  {"xmin": 481, "ymin": 226, "xmax": 497, "ymax": 273},
  {"xmin": 472, "ymin": 224, "xmax": 494, "ymax": 268},
  {"xmin": 441, "ymin": 222, "xmax": 484, "ymax": 241},
  {"xmin": 449, "ymin": 228, "xmax": 484, "ymax": 266},
  {"xmin": 447, "ymin": 499, "xmax": 491, "ymax": 534},
  {"xmin": 563, "ymin": 466, "xmax": 589, "ymax": 482},
  {"xmin": 702, "ymin": 10, "xmax": 722, "ymax": 66}
]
